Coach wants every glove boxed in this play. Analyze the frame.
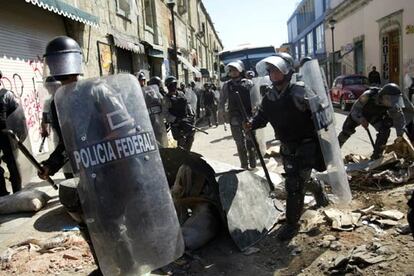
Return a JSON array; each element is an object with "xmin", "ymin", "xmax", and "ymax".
[{"xmin": 360, "ymin": 118, "xmax": 369, "ymax": 129}]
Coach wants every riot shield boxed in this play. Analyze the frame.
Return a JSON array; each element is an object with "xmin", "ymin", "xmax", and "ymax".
[
  {"xmin": 216, "ymin": 169, "xmax": 282, "ymax": 251},
  {"xmin": 6, "ymin": 104, "xmax": 34, "ymax": 186},
  {"xmin": 251, "ymin": 76, "xmax": 271, "ymax": 155},
  {"xmin": 299, "ymin": 60, "xmax": 352, "ymax": 205},
  {"xmin": 54, "ymin": 74, "xmax": 184, "ymax": 275},
  {"xmin": 184, "ymin": 87, "xmax": 198, "ymax": 113},
  {"xmin": 142, "ymin": 85, "xmax": 169, "ymax": 148}
]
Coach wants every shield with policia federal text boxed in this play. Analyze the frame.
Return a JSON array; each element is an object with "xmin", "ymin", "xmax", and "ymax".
[{"xmin": 54, "ymin": 74, "xmax": 184, "ymax": 276}]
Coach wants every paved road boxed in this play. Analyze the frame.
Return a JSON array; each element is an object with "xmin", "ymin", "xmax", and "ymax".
[{"xmin": 192, "ymin": 109, "xmax": 397, "ymax": 167}]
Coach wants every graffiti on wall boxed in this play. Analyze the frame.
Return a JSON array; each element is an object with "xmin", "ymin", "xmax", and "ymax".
[{"xmin": 0, "ymin": 56, "xmax": 47, "ymax": 154}]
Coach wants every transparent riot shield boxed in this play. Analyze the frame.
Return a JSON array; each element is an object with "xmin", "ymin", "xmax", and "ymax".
[
  {"xmin": 142, "ymin": 85, "xmax": 169, "ymax": 148},
  {"xmin": 251, "ymin": 76, "xmax": 271, "ymax": 155},
  {"xmin": 299, "ymin": 60, "xmax": 352, "ymax": 205},
  {"xmin": 6, "ymin": 104, "xmax": 34, "ymax": 186},
  {"xmin": 184, "ymin": 87, "xmax": 198, "ymax": 113},
  {"xmin": 54, "ymin": 74, "xmax": 184, "ymax": 276}
]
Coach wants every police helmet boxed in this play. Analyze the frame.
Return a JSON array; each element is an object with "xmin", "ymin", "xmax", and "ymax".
[
  {"xmin": 256, "ymin": 53, "xmax": 294, "ymax": 76},
  {"xmin": 379, "ymin": 83, "xmax": 401, "ymax": 96},
  {"xmin": 378, "ymin": 83, "xmax": 403, "ymax": 107},
  {"xmin": 137, "ymin": 71, "xmax": 146, "ymax": 81},
  {"xmin": 246, "ymin": 70, "xmax": 256, "ymax": 79},
  {"xmin": 300, "ymin": 56, "xmax": 313, "ymax": 67},
  {"xmin": 164, "ymin": 76, "xmax": 178, "ymax": 88},
  {"xmin": 148, "ymin": 76, "xmax": 162, "ymax": 87},
  {"xmin": 44, "ymin": 36, "xmax": 82, "ymax": 78},
  {"xmin": 226, "ymin": 60, "xmax": 245, "ymax": 73}
]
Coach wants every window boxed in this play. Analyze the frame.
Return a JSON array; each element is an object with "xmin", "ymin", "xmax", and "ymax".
[
  {"xmin": 144, "ymin": 0, "xmax": 155, "ymax": 29},
  {"xmin": 177, "ymin": 0, "xmax": 188, "ymax": 15},
  {"xmin": 307, "ymin": 31, "xmax": 314, "ymax": 56},
  {"xmin": 116, "ymin": 0, "xmax": 131, "ymax": 19},
  {"xmin": 315, "ymin": 24, "xmax": 324, "ymax": 52},
  {"xmin": 295, "ymin": 44, "xmax": 299, "ymax": 60},
  {"xmin": 315, "ymin": 0, "xmax": 324, "ymax": 19},
  {"xmin": 343, "ymin": 76, "xmax": 369, "ymax": 86},
  {"xmin": 300, "ymin": 38, "xmax": 306, "ymax": 58}
]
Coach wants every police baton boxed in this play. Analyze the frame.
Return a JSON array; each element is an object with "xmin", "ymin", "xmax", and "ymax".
[
  {"xmin": 3, "ymin": 130, "xmax": 57, "ymax": 190},
  {"xmin": 38, "ymin": 136, "xmax": 46, "ymax": 153},
  {"xmin": 181, "ymin": 121, "xmax": 209, "ymax": 135},
  {"xmin": 365, "ymin": 128, "xmax": 375, "ymax": 149},
  {"xmin": 235, "ymin": 92, "xmax": 275, "ymax": 193}
]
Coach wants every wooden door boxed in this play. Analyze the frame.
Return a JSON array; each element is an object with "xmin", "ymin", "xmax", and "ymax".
[{"xmin": 388, "ymin": 30, "xmax": 400, "ymax": 85}]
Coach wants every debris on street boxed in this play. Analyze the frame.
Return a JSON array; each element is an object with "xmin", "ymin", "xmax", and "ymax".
[{"xmin": 0, "ymin": 189, "xmax": 50, "ymax": 214}]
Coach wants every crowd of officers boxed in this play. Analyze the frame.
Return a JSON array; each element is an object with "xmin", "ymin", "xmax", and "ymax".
[{"xmin": 0, "ymin": 36, "xmax": 412, "ymax": 250}]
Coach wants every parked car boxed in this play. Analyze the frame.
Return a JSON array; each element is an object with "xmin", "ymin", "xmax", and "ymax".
[{"xmin": 330, "ymin": 75, "xmax": 370, "ymax": 111}]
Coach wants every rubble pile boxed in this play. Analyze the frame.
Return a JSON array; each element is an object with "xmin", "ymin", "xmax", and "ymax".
[{"xmin": 345, "ymin": 137, "xmax": 414, "ymax": 189}]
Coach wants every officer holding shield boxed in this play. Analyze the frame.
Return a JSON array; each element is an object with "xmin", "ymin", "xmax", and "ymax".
[
  {"xmin": 38, "ymin": 36, "xmax": 184, "ymax": 275},
  {"xmin": 338, "ymin": 83, "xmax": 406, "ymax": 159},
  {"xmin": 219, "ymin": 60, "xmax": 257, "ymax": 169},
  {"xmin": 245, "ymin": 53, "xmax": 329, "ymax": 241}
]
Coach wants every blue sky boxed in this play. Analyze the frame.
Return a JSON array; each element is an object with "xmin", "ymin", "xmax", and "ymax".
[{"xmin": 203, "ymin": 0, "xmax": 299, "ymax": 50}]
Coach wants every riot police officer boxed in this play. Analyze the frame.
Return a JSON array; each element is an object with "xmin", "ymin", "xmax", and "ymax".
[
  {"xmin": 39, "ymin": 37, "xmax": 184, "ymax": 275},
  {"xmin": 137, "ymin": 71, "xmax": 146, "ymax": 87},
  {"xmin": 164, "ymin": 76, "xmax": 196, "ymax": 151},
  {"xmin": 338, "ymin": 83, "xmax": 406, "ymax": 159},
  {"xmin": 148, "ymin": 76, "xmax": 166, "ymax": 96},
  {"xmin": 0, "ymin": 77, "xmax": 21, "ymax": 196},
  {"xmin": 219, "ymin": 60, "xmax": 256, "ymax": 169},
  {"xmin": 245, "ymin": 53, "xmax": 329, "ymax": 241},
  {"xmin": 203, "ymin": 83, "xmax": 218, "ymax": 127}
]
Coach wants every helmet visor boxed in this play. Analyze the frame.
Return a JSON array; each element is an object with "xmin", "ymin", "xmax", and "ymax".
[{"xmin": 45, "ymin": 52, "xmax": 82, "ymax": 77}]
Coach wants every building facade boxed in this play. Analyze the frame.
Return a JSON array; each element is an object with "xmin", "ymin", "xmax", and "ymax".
[
  {"xmin": 287, "ymin": 0, "xmax": 330, "ymax": 65},
  {"xmin": 325, "ymin": 0, "xmax": 414, "ymax": 87},
  {"xmin": 0, "ymin": 0, "xmax": 222, "ymax": 155}
]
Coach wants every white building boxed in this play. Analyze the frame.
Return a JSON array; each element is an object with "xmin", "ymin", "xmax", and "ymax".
[{"xmin": 325, "ymin": 0, "xmax": 414, "ymax": 87}]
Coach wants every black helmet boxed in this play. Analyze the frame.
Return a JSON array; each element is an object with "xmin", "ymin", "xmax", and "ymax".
[
  {"xmin": 378, "ymin": 83, "xmax": 403, "ymax": 107},
  {"xmin": 44, "ymin": 36, "xmax": 82, "ymax": 77},
  {"xmin": 137, "ymin": 71, "xmax": 146, "ymax": 81},
  {"xmin": 300, "ymin": 56, "xmax": 313, "ymax": 67},
  {"xmin": 379, "ymin": 83, "xmax": 401, "ymax": 96},
  {"xmin": 164, "ymin": 76, "xmax": 177, "ymax": 88},
  {"xmin": 148, "ymin": 76, "xmax": 162, "ymax": 87}
]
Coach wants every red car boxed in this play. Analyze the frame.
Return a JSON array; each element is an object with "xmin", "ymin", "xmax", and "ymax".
[{"xmin": 329, "ymin": 75, "xmax": 370, "ymax": 111}]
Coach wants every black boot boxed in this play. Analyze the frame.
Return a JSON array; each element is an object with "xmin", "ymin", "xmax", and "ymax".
[
  {"xmin": 277, "ymin": 190, "xmax": 304, "ymax": 241},
  {"xmin": 307, "ymin": 178, "xmax": 329, "ymax": 208},
  {"xmin": 277, "ymin": 223, "xmax": 300, "ymax": 241},
  {"xmin": 337, "ymin": 132, "xmax": 349, "ymax": 148}
]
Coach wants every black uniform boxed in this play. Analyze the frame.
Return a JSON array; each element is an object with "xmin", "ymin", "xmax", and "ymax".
[
  {"xmin": 251, "ymin": 82, "xmax": 328, "ymax": 229},
  {"xmin": 0, "ymin": 88, "xmax": 21, "ymax": 196},
  {"xmin": 368, "ymin": 70, "xmax": 381, "ymax": 85},
  {"xmin": 165, "ymin": 91, "xmax": 195, "ymax": 151},
  {"xmin": 219, "ymin": 78, "xmax": 256, "ymax": 169},
  {"xmin": 203, "ymin": 87, "xmax": 218, "ymax": 127},
  {"xmin": 338, "ymin": 88, "xmax": 406, "ymax": 159}
]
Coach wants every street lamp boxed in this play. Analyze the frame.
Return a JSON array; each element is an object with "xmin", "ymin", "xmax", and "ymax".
[
  {"xmin": 329, "ymin": 19, "xmax": 337, "ymax": 86},
  {"xmin": 167, "ymin": 0, "xmax": 179, "ymax": 79}
]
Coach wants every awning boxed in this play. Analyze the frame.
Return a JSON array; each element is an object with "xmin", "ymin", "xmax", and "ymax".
[
  {"xmin": 177, "ymin": 55, "xmax": 201, "ymax": 78},
  {"xmin": 25, "ymin": 0, "xmax": 99, "ymax": 27},
  {"xmin": 110, "ymin": 33, "xmax": 145, "ymax": 54},
  {"xmin": 141, "ymin": 40, "xmax": 165, "ymax": 58},
  {"xmin": 200, "ymin": 68, "xmax": 210, "ymax": 78},
  {"xmin": 147, "ymin": 48, "xmax": 164, "ymax": 59}
]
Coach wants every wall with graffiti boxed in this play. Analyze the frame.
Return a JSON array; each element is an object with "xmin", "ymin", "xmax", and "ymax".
[{"xmin": 0, "ymin": 57, "xmax": 50, "ymax": 155}]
